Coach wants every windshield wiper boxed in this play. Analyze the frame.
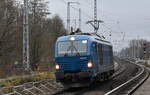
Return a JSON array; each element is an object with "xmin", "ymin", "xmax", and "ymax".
[
  {"xmin": 70, "ymin": 41, "xmax": 80, "ymax": 56},
  {"xmin": 64, "ymin": 45, "xmax": 72, "ymax": 56},
  {"xmin": 64, "ymin": 44, "xmax": 80, "ymax": 56},
  {"xmin": 72, "ymin": 45, "xmax": 80, "ymax": 56}
]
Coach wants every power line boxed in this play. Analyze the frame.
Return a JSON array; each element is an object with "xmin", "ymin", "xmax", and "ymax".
[
  {"xmin": 71, "ymin": 6, "xmax": 93, "ymax": 19},
  {"xmin": 80, "ymin": 0, "xmax": 120, "ymax": 24},
  {"xmin": 59, "ymin": 0, "xmax": 117, "ymax": 35},
  {"xmin": 59, "ymin": 0, "xmax": 93, "ymax": 19},
  {"xmin": 61, "ymin": 0, "xmax": 67, "ymax": 3},
  {"xmin": 60, "ymin": 0, "xmax": 119, "ymax": 24}
]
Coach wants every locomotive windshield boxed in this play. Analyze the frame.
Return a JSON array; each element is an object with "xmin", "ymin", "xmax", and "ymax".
[{"xmin": 57, "ymin": 40, "xmax": 87, "ymax": 55}]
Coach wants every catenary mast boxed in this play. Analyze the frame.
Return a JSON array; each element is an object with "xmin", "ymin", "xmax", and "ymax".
[
  {"xmin": 87, "ymin": 0, "xmax": 103, "ymax": 34},
  {"xmin": 23, "ymin": 0, "xmax": 30, "ymax": 71}
]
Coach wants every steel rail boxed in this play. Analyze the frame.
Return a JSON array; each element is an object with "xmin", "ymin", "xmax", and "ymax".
[
  {"xmin": 105, "ymin": 62, "xmax": 148, "ymax": 95},
  {"xmin": 128, "ymin": 69, "xmax": 149, "ymax": 95},
  {"xmin": 52, "ymin": 61, "xmax": 125, "ymax": 95}
]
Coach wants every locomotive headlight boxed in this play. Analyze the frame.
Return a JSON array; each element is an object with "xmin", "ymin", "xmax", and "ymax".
[
  {"xmin": 70, "ymin": 37, "xmax": 75, "ymax": 41},
  {"xmin": 87, "ymin": 61, "xmax": 93, "ymax": 68},
  {"xmin": 55, "ymin": 64, "xmax": 60, "ymax": 70}
]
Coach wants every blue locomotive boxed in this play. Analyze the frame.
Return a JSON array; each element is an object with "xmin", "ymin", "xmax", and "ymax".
[{"xmin": 54, "ymin": 33, "xmax": 114, "ymax": 86}]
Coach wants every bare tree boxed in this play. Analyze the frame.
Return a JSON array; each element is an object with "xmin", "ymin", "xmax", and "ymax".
[
  {"xmin": 0, "ymin": 0, "xmax": 67, "ymax": 75},
  {"xmin": 119, "ymin": 39, "xmax": 150, "ymax": 59},
  {"xmin": 0, "ymin": 0, "xmax": 23, "ymax": 76}
]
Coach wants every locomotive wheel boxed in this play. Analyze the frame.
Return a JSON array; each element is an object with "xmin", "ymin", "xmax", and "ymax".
[
  {"xmin": 105, "ymin": 72, "xmax": 109, "ymax": 81},
  {"xmin": 97, "ymin": 74, "xmax": 101, "ymax": 82},
  {"xmin": 100, "ymin": 73, "xmax": 104, "ymax": 81},
  {"xmin": 107, "ymin": 72, "xmax": 110, "ymax": 80},
  {"xmin": 104, "ymin": 73, "xmax": 108, "ymax": 81},
  {"xmin": 108, "ymin": 72, "xmax": 111, "ymax": 79}
]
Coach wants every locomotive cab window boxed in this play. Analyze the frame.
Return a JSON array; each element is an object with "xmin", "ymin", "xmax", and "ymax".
[{"xmin": 57, "ymin": 40, "xmax": 88, "ymax": 55}]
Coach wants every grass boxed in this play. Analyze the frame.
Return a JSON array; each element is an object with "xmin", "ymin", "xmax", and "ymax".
[{"xmin": 0, "ymin": 70, "xmax": 55, "ymax": 88}]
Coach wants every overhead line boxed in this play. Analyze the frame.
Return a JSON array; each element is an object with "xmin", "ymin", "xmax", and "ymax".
[
  {"xmin": 58, "ymin": 0, "xmax": 116, "ymax": 34},
  {"xmin": 70, "ymin": 6, "xmax": 93, "ymax": 19},
  {"xmin": 58, "ymin": 0, "xmax": 93, "ymax": 19},
  {"xmin": 80, "ymin": 0, "xmax": 119, "ymax": 24},
  {"xmin": 61, "ymin": 0, "xmax": 67, "ymax": 3},
  {"xmin": 60, "ymin": 0, "xmax": 118, "ymax": 23}
]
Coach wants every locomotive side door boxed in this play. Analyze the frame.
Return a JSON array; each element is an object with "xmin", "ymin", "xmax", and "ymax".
[{"xmin": 91, "ymin": 42, "xmax": 99, "ymax": 73}]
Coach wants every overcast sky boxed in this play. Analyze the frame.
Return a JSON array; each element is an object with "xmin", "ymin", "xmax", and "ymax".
[{"xmin": 48, "ymin": 0, "xmax": 150, "ymax": 51}]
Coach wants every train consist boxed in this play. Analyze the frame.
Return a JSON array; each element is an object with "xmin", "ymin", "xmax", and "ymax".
[{"xmin": 54, "ymin": 33, "xmax": 114, "ymax": 87}]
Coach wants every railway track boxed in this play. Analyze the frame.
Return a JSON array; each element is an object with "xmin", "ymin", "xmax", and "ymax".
[
  {"xmin": 0, "ymin": 79, "xmax": 63, "ymax": 95},
  {"xmin": 52, "ymin": 59, "xmax": 149, "ymax": 95},
  {"xmin": 52, "ymin": 59, "xmax": 130, "ymax": 95},
  {"xmin": 1, "ymin": 59, "xmax": 149, "ymax": 95},
  {"xmin": 105, "ymin": 61, "xmax": 149, "ymax": 95}
]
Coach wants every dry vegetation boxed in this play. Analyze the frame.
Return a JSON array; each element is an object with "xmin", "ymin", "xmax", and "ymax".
[
  {"xmin": 0, "ymin": 0, "xmax": 66, "ymax": 78},
  {"xmin": 0, "ymin": 71, "xmax": 55, "ymax": 87}
]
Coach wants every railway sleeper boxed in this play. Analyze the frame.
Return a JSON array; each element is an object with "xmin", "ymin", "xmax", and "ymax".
[{"xmin": 96, "ymin": 71, "xmax": 113, "ymax": 82}]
